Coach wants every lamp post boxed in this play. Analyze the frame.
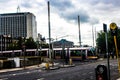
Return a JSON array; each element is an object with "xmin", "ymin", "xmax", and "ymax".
[
  {"xmin": 48, "ymin": 1, "xmax": 52, "ymax": 59},
  {"xmin": 92, "ymin": 25, "xmax": 95, "ymax": 47},
  {"xmin": 78, "ymin": 16, "xmax": 81, "ymax": 47},
  {"xmin": 22, "ymin": 37, "xmax": 26, "ymax": 69},
  {"xmin": 36, "ymin": 38, "xmax": 39, "ymax": 66},
  {"xmin": 0, "ymin": 35, "xmax": 2, "ymax": 57}
]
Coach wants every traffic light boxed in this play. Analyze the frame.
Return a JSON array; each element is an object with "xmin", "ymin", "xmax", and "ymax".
[
  {"xmin": 110, "ymin": 23, "xmax": 118, "ymax": 36},
  {"xmin": 103, "ymin": 23, "xmax": 107, "ymax": 32},
  {"xmin": 95, "ymin": 65, "xmax": 108, "ymax": 80}
]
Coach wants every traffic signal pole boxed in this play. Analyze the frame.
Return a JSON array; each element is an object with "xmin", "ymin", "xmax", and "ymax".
[
  {"xmin": 103, "ymin": 23, "xmax": 110, "ymax": 80},
  {"xmin": 114, "ymin": 36, "xmax": 120, "ymax": 72},
  {"xmin": 110, "ymin": 23, "xmax": 120, "ymax": 73}
]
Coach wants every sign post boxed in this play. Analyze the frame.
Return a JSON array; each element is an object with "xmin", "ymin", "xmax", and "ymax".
[
  {"xmin": 103, "ymin": 23, "xmax": 110, "ymax": 80},
  {"xmin": 110, "ymin": 22, "xmax": 120, "ymax": 72}
]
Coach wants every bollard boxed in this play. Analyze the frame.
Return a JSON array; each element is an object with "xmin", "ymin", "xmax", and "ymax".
[
  {"xmin": 45, "ymin": 62, "xmax": 49, "ymax": 70},
  {"xmin": 69, "ymin": 58, "xmax": 72, "ymax": 65}
]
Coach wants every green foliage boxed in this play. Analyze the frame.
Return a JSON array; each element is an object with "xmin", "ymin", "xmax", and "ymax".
[
  {"xmin": 17, "ymin": 37, "xmax": 24, "ymax": 49},
  {"xmin": 96, "ymin": 29, "xmax": 120, "ymax": 54},
  {"xmin": 41, "ymin": 43, "xmax": 49, "ymax": 48},
  {"xmin": 8, "ymin": 42, "xmax": 19, "ymax": 50},
  {"xmin": 25, "ymin": 37, "xmax": 37, "ymax": 49},
  {"xmin": 7, "ymin": 37, "xmax": 49, "ymax": 50}
]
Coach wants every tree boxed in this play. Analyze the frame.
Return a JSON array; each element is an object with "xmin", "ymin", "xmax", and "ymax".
[
  {"xmin": 8, "ymin": 41, "xmax": 18, "ymax": 50},
  {"xmin": 17, "ymin": 37, "xmax": 24, "ymax": 49},
  {"xmin": 96, "ymin": 28, "xmax": 120, "ymax": 54},
  {"xmin": 25, "ymin": 37, "xmax": 37, "ymax": 49},
  {"xmin": 96, "ymin": 31, "xmax": 106, "ymax": 54}
]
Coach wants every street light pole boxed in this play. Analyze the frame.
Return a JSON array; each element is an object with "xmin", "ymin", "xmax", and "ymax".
[
  {"xmin": 48, "ymin": 1, "xmax": 52, "ymax": 59},
  {"xmin": 78, "ymin": 15, "xmax": 81, "ymax": 47},
  {"xmin": 92, "ymin": 25, "xmax": 95, "ymax": 47}
]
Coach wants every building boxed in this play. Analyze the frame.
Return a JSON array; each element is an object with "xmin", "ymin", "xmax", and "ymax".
[
  {"xmin": 0, "ymin": 35, "xmax": 12, "ymax": 51},
  {"xmin": 53, "ymin": 39, "xmax": 74, "ymax": 48},
  {"xmin": 0, "ymin": 12, "xmax": 37, "ymax": 41}
]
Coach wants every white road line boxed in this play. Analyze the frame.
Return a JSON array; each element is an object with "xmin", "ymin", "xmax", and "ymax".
[
  {"xmin": 26, "ymin": 72, "xmax": 30, "ymax": 73},
  {"xmin": 82, "ymin": 73, "xmax": 87, "ymax": 75},
  {"xmin": 0, "ymin": 78, "xmax": 8, "ymax": 80},
  {"xmin": 89, "ymin": 72, "xmax": 93, "ymax": 74},
  {"xmin": 37, "ymin": 78, "xmax": 45, "ymax": 80},
  {"xmin": 12, "ymin": 74, "xmax": 16, "ymax": 76}
]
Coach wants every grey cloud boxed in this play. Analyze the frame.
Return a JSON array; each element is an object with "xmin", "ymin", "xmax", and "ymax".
[
  {"xmin": 21, "ymin": 3, "xmax": 32, "ymax": 8},
  {"xmin": 46, "ymin": 0, "xmax": 73, "ymax": 10},
  {"xmin": 79, "ymin": 0, "xmax": 120, "ymax": 6},
  {"xmin": 21, "ymin": 0, "xmax": 43, "ymax": 8},
  {"xmin": 47, "ymin": 0, "xmax": 99, "ymax": 24},
  {"xmin": 21, "ymin": 0, "xmax": 33, "ymax": 8},
  {"xmin": 95, "ymin": 0, "xmax": 120, "ymax": 6},
  {"xmin": 89, "ymin": 17, "xmax": 99, "ymax": 25},
  {"xmin": 0, "ymin": 0, "xmax": 8, "ymax": 2},
  {"xmin": 60, "ymin": 10, "xmax": 90, "ymax": 23},
  {"xmin": 60, "ymin": 10, "xmax": 99, "ymax": 24}
]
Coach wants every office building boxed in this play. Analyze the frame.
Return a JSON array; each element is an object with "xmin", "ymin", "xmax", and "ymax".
[{"xmin": 0, "ymin": 12, "xmax": 37, "ymax": 40}]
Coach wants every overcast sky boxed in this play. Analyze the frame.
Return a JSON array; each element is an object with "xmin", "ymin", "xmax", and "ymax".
[{"xmin": 0, "ymin": 0, "xmax": 120, "ymax": 46}]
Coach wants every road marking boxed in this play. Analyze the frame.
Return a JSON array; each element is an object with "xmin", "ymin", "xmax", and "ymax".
[
  {"xmin": 0, "ymin": 78, "xmax": 8, "ymax": 80},
  {"xmin": 12, "ymin": 74, "xmax": 16, "ymax": 76},
  {"xmin": 89, "ymin": 72, "xmax": 93, "ymax": 74},
  {"xmin": 37, "ymin": 78, "xmax": 44, "ymax": 80},
  {"xmin": 26, "ymin": 72, "xmax": 30, "ymax": 73},
  {"xmin": 82, "ymin": 73, "xmax": 87, "ymax": 75}
]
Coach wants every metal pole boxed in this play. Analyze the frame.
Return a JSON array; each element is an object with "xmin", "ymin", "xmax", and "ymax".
[
  {"xmin": 105, "ymin": 31, "xmax": 110, "ymax": 80},
  {"xmin": 92, "ymin": 25, "xmax": 94, "ymax": 47},
  {"xmin": 48, "ymin": 1, "xmax": 52, "ymax": 59},
  {"xmin": 78, "ymin": 15, "xmax": 81, "ymax": 47},
  {"xmin": 36, "ymin": 38, "xmax": 39, "ymax": 67},
  {"xmin": 1, "ymin": 35, "xmax": 2, "ymax": 52},
  {"xmin": 23, "ymin": 47, "xmax": 25, "ymax": 69},
  {"xmin": 114, "ymin": 36, "xmax": 120, "ymax": 72}
]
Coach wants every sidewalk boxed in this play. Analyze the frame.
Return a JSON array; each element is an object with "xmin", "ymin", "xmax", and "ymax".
[
  {"xmin": 0, "ymin": 64, "xmax": 40, "ymax": 73},
  {"xmin": 0, "ymin": 62, "xmax": 61, "ymax": 73}
]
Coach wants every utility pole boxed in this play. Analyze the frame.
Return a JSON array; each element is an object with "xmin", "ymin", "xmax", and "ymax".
[{"xmin": 78, "ymin": 15, "xmax": 81, "ymax": 47}]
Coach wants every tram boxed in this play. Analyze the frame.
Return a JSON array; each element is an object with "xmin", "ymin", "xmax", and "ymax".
[{"xmin": 0, "ymin": 47, "xmax": 98, "ymax": 60}]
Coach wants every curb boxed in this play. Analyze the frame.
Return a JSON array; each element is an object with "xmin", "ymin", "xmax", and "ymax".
[
  {"xmin": 41, "ymin": 66, "xmax": 60, "ymax": 70},
  {"xmin": 59, "ymin": 64, "xmax": 75, "ymax": 68}
]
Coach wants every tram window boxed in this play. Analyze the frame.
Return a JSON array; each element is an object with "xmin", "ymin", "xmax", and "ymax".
[
  {"xmin": 55, "ymin": 50, "xmax": 61, "ymax": 56},
  {"xmin": 70, "ymin": 50, "xmax": 81, "ymax": 56},
  {"xmin": 87, "ymin": 50, "xmax": 93, "ymax": 56},
  {"xmin": 81, "ymin": 50, "xmax": 85, "ymax": 54},
  {"xmin": 41, "ymin": 51, "xmax": 47, "ymax": 56}
]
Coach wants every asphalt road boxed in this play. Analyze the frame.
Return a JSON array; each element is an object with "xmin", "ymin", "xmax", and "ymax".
[{"xmin": 0, "ymin": 59, "xmax": 120, "ymax": 80}]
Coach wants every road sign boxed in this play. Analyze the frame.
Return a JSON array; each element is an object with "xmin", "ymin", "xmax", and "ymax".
[{"xmin": 110, "ymin": 23, "xmax": 117, "ymax": 30}]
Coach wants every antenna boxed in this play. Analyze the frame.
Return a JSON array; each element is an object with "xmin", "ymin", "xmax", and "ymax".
[
  {"xmin": 17, "ymin": 5, "xmax": 20, "ymax": 12},
  {"xmin": 17, "ymin": 0, "xmax": 21, "ymax": 12}
]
